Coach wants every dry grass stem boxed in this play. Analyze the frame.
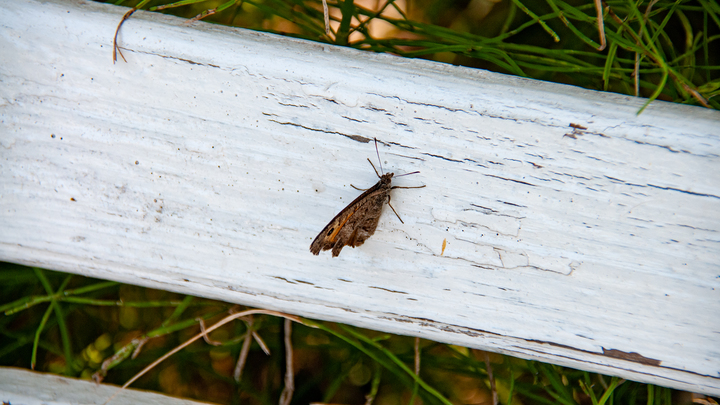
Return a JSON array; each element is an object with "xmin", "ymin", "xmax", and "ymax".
[
  {"xmin": 594, "ymin": 0, "xmax": 606, "ymax": 51},
  {"xmin": 113, "ymin": 8, "xmax": 135, "ymax": 63},
  {"xmin": 279, "ymin": 318, "xmax": 295, "ymax": 405},
  {"xmin": 102, "ymin": 309, "xmax": 304, "ymax": 405},
  {"xmin": 414, "ymin": 337, "xmax": 420, "ymax": 375},
  {"xmin": 683, "ymin": 83, "xmax": 710, "ymax": 108},
  {"xmin": 253, "ymin": 330, "xmax": 271, "ymax": 355},
  {"xmin": 634, "ymin": 53, "xmax": 641, "ymax": 97},
  {"xmin": 322, "ymin": 0, "xmax": 330, "ymax": 35},
  {"xmin": 484, "ymin": 352, "xmax": 498, "ymax": 405},
  {"xmin": 197, "ymin": 317, "xmax": 223, "ymax": 346},
  {"xmin": 130, "ymin": 336, "xmax": 150, "ymax": 359},
  {"xmin": 188, "ymin": 8, "xmax": 217, "ymax": 24},
  {"xmin": 233, "ymin": 316, "xmax": 255, "ymax": 382}
]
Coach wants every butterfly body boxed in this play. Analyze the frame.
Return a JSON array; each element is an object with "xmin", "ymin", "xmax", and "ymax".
[{"xmin": 310, "ymin": 173, "xmax": 393, "ymax": 257}]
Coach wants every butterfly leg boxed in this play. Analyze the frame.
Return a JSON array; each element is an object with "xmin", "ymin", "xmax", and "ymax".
[
  {"xmin": 391, "ymin": 185, "xmax": 427, "ymax": 190},
  {"xmin": 351, "ymin": 184, "xmax": 369, "ymax": 191},
  {"xmin": 386, "ymin": 194, "xmax": 405, "ymax": 224}
]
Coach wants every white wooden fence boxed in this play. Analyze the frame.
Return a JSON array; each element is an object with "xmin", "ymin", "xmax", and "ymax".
[
  {"xmin": 1, "ymin": 0, "xmax": 719, "ymax": 400},
  {"xmin": 0, "ymin": 367, "xmax": 211, "ymax": 405}
]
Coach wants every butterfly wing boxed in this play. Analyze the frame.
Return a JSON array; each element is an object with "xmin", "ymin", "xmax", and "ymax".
[
  {"xmin": 330, "ymin": 191, "xmax": 387, "ymax": 256},
  {"xmin": 310, "ymin": 176, "xmax": 392, "ymax": 257}
]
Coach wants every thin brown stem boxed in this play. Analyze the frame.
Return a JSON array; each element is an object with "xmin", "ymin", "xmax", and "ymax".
[
  {"xmin": 130, "ymin": 337, "xmax": 149, "ymax": 359},
  {"xmin": 252, "ymin": 330, "xmax": 271, "ymax": 355},
  {"xmin": 113, "ymin": 8, "xmax": 136, "ymax": 64},
  {"xmin": 279, "ymin": 319, "xmax": 294, "ymax": 405},
  {"xmin": 103, "ymin": 309, "xmax": 305, "ymax": 405},
  {"xmin": 594, "ymin": 0, "xmax": 606, "ymax": 51},
  {"xmin": 197, "ymin": 318, "xmax": 223, "ymax": 346},
  {"xmin": 322, "ymin": 0, "xmax": 331, "ymax": 35},
  {"xmin": 233, "ymin": 316, "xmax": 254, "ymax": 382},
  {"xmin": 414, "ymin": 337, "xmax": 420, "ymax": 375},
  {"xmin": 484, "ymin": 352, "xmax": 498, "ymax": 405}
]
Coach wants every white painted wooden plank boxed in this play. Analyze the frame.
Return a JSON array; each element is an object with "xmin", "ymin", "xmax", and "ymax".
[
  {"xmin": 0, "ymin": 366, "xmax": 215, "ymax": 404},
  {"xmin": 1, "ymin": 0, "xmax": 719, "ymax": 395}
]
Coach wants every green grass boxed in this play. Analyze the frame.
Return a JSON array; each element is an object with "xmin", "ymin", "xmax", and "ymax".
[
  {"xmin": 101, "ymin": 0, "xmax": 720, "ymax": 113},
  {"xmin": 1, "ymin": 263, "xmax": 714, "ymax": 404}
]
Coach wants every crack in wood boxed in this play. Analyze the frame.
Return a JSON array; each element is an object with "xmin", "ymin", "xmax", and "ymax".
[
  {"xmin": 266, "ymin": 119, "xmax": 371, "ymax": 143},
  {"xmin": 602, "ymin": 348, "xmax": 662, "ymax": 366},
  {"xmin": 369, "ymin": 286, "xmax": 408, "ymax": 294},
  {"xmin": 421, "ymin": 153, "xmax": 463, "ymax": 163},
  {"xmin": 484, "ymin": 174, "xmax": 538, "ymax": 187}
]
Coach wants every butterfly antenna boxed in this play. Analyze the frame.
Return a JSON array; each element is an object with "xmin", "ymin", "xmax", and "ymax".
[
  {"xmin": 367, "ymin": 158, "xmax": 381, "ymax": 178},
  {"xmin": 395, "ymin": 171, "xmax": 420, "ymax": 177},
  {"xmin": 374, "ymin": 138, "xmax": 384, "ymax": 175}
]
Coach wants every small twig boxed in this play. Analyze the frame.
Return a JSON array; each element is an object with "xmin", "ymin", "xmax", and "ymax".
[
  {"xmin": 484, "ymin": 353, "xmax": 498, "ymax": 405},
  {"xmin": 633, "ymin": 0, "xmax": 660, "ymax": 97},
  {"xmin": 93, "ymin": 336, "xmax": 148, "ymax": 383},
  {"xmin": 414, "ymin": 337, "xmax": 420, "ymax": 375},
  {"xmin": 322, "ymin": 0, "xmax": 331, "ymax": 35},
  {"xmin": 103, "ymin": 309, "xmax": 305, "ymax": 405},
  {"xmin": 408, "ymin": 337, "xmax": 421, "ymax": 405},
  {"xmin": 186, "ymin": 8, "xmax": 217, "ymax": 25},
  {"xmin": 279, "ymin": 319, "xmax": 294, "ymax": 405},
  {"xmin": 197, "ymin": 318, "xmax": 223, "ymax": 346},
  {"xmin": 634, "ymin": 53, "xmax": 641, "ymax": 97},
  {"xmin": 253, "ymin": 330, "xmax": 271, "ymax": 355},
  {"xmin": 603, "ymin": 1, "xmax": 623, "ymax": 25},
  {"xmin": 228, "ymin": 306, "xmax": 270, "ymax": 354},
  {"xmin": 130, "ymin": 337, "xmax": 150, "ymax": 359},
  {"xmin": 682, "ymin": 82, "xmax": 710, "ymax": 108},
  {"xmin": 233, "ymin": 316, "xmax": 254, "ymax": 382},
  {"xmin": 594, "ymin": 0, "xmax": 606, "ymax": 51},
  {"xmin": 113, "ymin": 8, "xmax": 136, "ymax": 64}
]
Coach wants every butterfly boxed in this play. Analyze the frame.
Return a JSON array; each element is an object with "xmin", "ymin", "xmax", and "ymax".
[{"xmin": 310, "ymin": 139, "xmax": 425, "ymax": 257}]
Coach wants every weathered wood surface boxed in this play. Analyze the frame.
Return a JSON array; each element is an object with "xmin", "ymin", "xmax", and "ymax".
[
  {"xmin": 1, "ymin": 0, "xmax": 718, "ymax": 395},
  {"xmin": 0, "ymin": 367, "xmax": 215, "ymax": 404}
]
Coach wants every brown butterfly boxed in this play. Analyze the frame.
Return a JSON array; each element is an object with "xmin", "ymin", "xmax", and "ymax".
[{"xmin": 310, "ymin": 139, "xmax": 425, "ymax": 257}]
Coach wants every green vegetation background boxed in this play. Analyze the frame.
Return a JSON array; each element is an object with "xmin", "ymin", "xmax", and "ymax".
[{"xmin": 0, "ymin": 263, "xmax": 712, "ymax": 405}]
